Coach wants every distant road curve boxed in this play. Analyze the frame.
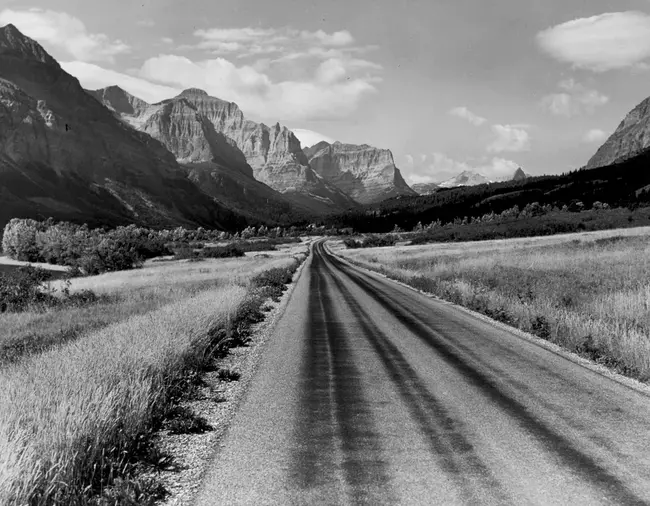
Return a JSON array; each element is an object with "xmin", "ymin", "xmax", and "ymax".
[{"xmin": 195, "ymin": 240, "xmax": 650, "ymax": 505}]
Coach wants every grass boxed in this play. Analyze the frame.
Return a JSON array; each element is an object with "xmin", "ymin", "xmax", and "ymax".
[
  {"xmin": 335, "ymin": 226, "xmax": 650, "ymax": 381},
  {"xmin": 0, "ymin": 253, "xmax": 302, "ymax": 365},
  {"xmin": 0, "ymin": 242, "xmax": 308, "ymax": 504}
]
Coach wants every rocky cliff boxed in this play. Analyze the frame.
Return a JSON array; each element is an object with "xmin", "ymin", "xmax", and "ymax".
[
  {"xmin": 303, "ymin": 141, "xmax": 416, "ymax": 203},
  {"xmin": 0, "ymin": 24, "xmax": 244, "ymax": 229},
  {"xmin": 91, "ymin": 86, "xmax": 355, "ymax": 214},
  {"xmin": 587, "ymin": 97, "xmax": 650, "ymax": 169}
]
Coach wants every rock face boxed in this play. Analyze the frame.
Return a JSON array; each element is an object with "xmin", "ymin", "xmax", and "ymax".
[
  {"xmin": 587, "ymin": 97, "xmax": 650, "ymax": 169},
  {"xmin": 411, "ymin": 182, "xmax": 440, "ymax": 195},
  {"xmin": 438, "ymin": 170, "xmax": 491, "ymax": 188},
  {"xmin": 91, "ymin": 86, "xmax": 355, "ymax": 214},
  {"xmin": 512, "ymin": 167, "xmax": 528, "ymax": 181},
  {"xmin": 303, "ymin": 141, "xmax": 416, "ymax": 203},
  {"xmin": 0, "ymin": 24, "xmax": 242, "ymax": 229}
]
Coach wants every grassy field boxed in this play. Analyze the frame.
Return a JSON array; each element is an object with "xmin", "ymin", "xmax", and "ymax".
[
  {"xmin": 0, "ymin": 242, "xmax": 308, "ymax": 504},
  {"xmin": 334, "ymin": 227, "xmax": 650, "ymax": 380},
  {"xmin": 0, "ymin": 245, "xmax": 305, "ymax": 364}
]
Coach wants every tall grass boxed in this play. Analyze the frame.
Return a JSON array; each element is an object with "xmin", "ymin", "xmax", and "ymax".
[
  {"xmin": 0, "ymin": 254, "xmax": 299, "ymax": 364},
  {"xmin": 0, "ymin": 286, "xmax": 245, "ymax": 504},
  {"xmin": 0, "ymin": 242, "xmax": 308, "ymax": 503},
  {"xmin": 336, "ymin": 227, "xmax": 650, "ymax": 380}
]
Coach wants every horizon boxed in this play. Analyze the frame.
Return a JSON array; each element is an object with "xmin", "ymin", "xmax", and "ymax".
[{"xmin": 1, "ymin": 1, "xmax": 648, "ymax": 184}]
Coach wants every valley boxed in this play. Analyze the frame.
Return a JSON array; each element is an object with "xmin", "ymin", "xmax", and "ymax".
[{"xmin": 2, "ymin": 10, "xmax": 650, "ymax": 506}]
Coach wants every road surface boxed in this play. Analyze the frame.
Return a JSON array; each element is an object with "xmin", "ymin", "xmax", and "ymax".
[{"xmin": 195, "ymin": 241, "xmax": 650, "ymax": 505}]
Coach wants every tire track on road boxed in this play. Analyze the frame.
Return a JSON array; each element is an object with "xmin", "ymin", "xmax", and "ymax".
[
  {"xmin": 326, "ymin": 246, "xmax": 647, "ymax": 505},
  {"xmin": 291, "ymin": 248, "xmax": 396, "ymax": 504}
]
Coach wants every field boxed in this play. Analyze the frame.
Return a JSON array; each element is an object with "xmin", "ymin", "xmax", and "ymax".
[
  {"xmin": 334, "ymin": 227, "xmax": 650, "ymax": 380},
  {"xmin": 0, "ymin": 242, "xmax": 308, "ymax": 504}
]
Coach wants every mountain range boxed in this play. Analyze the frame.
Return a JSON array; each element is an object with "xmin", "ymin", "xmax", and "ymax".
[{"xmin": 0, "ymin": 24, "xmax": 419, "ymax": 230}]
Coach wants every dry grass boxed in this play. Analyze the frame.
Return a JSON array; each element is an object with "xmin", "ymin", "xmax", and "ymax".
[
  {"xmin": 0, "ymin": 249, "xmax": 304, "ymax": 364},
  {"xmin": 335, "ymin": 226, "xmax": 650, "ymax": 380},
  {"xmin": 0, "ymin": 242, "xmax": 309, "ymax": 503}
]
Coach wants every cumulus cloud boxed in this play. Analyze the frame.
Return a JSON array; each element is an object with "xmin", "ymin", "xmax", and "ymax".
[
  {"xmin": 537, "ymin": 12, "xmax": 650, "ymax": 71},
  {"xmin": 136, "ymin": 19, "xmax": 155, "ymax": 28},
  {"xmin": 0, "ymin": 8, "xmax": 129, "ymax": 62},
  {"xmin": 61, "ymin": 61, "xmax": 180, "ymax": 103},
  {"xmin": 541, "ymin": 79, "xmax": 609, "ymax": 117},
  {"xmin": 583, "ymin": 129, "xmax": 609, "ymax": 143},
  {"xmin": 401, "ymin": 153, "xmax": 520, "ymax": 184},
  {"xmin": 291, "ymin": 129, "xmax": 336, "ymax": 148},
  {"xmin": 74, "ymin": 53, "xmax": 376, "ymax": 121},
  {"xmin": 449, "ymin": 106, "xmax": 487, "ymax": 126},
  {"xmin": 488, "ymin": 124, "xmax": 531, "ymax": 153}
]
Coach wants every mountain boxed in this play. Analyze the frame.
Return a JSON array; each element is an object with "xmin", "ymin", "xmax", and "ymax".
[
  {"xmin": 303, "ymin": 141, "xmax": 416, "ymax": 203},
  {"xmin": 587, "ymin": 96, "xmax": 650, "ymax": 169},
  {"xmin": 512, "ymin": 168, "xmax": 527, "ymax": 181},
  {"xmin": 88, "ymin": 86, "xmax": 307, "ymax": 223},
  {"xmin": 411, "ymin": 182, "xmax": 440, "ymax": 195},
  {"xmin": 91, "ymin": 86, "xmax": 355, "ymax": 214},
  {"xmin": 438, "ymin": 170, "xmax": 491, "ymax": 188},
  {"xmin": 0, "ymin": 24, "xmax": 244, "ymax": 230}
]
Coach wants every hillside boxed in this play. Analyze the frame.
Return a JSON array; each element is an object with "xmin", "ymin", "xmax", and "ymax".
[
  {"xmin": 325, "ymin": 152, "xmax": 650, "ymax": 232},
  {"xmin": 0, "ymin": 24, "xmax": 244, "ymax": 230}
]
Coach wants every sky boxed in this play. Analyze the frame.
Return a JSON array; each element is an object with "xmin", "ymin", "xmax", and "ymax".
[{"xmin": 2, "ymin": 0, "xmax": 650, "ymax": 184}]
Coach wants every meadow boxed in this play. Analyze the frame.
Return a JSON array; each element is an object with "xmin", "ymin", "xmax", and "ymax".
[
  {"xmin": 334, "ymin": 227, "xmax": 650, "ymax": 381},
  {"xmin": 0, "ymin": 242, "xmax": 308, "ymax": 504}
]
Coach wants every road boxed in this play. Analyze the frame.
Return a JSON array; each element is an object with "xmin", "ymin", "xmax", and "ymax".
[{"xmin": 195, "ymin": 240, "xmax": 650, "ymax": 505}]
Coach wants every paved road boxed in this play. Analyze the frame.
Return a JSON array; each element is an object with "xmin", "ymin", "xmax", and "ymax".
[{"xmin": 195, "ymin": 241, "xmax": 650, "ymax": 505}]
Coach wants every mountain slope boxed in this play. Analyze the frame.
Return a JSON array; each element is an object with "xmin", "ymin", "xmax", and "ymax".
[
  {"xmin": 587, "ymin": 96, "xmax": 650, "ymax": 169},
  {"xmin": 303, "ymin": 141, "xmax": 416, "ymax": 203},
  {"xmin": 91, "ymin": 86, "xmax": 355, "ymax": 214},
  {"xmin": 0, "ymin": 24, "xmax": 243, "ymax": 230},
  {"xmin": 411, "ymin": 182, "xmax": 440, "ymax": 195}
]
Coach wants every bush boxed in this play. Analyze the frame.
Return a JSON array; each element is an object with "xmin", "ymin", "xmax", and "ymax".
[
  {"xmin": 173, "ymin": 244, "xmax": 245, "ymax": 260},
  {"xmin": 0, "ymin": 266, "xmax": 54, "ymax": 312}
]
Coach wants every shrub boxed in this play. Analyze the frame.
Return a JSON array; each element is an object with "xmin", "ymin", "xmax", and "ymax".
[{"xmin": 0, "ymin": 266, "xmax": 53, "ymax": 312}]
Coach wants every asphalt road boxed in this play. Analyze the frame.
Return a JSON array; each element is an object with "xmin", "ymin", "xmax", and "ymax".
[{"xmin": 195, "ymin": 241, "xmax": 650, "ymax": 505}]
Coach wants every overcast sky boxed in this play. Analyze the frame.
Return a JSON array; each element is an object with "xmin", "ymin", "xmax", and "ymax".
[{"xmin": 2, "ymin": 0, "xmax": 650, "ymax": 183}]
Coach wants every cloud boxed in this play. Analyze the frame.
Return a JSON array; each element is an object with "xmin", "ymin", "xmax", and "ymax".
[
  {"xmin": 541, "ymin": 79, "xmax": 609, "ymax": 117},
  {"xmin": 136, "ymin": 19, "xmax": 155, "ymax": 27},
  {"xmin": 61, "ymin": 61, "xmax": 180, "ymax": 103},
  {"xmin": 291, "ymin": 129, "xmax": 336, "ymax": 147},
  {"xmin": 537, "ymin": 12, "xmax": 650, "ymax": 71},
  {"xmin": 162, "ymin": 37, "xmax": 174, "ymax": 44},
  {"xmin": 192, "ymin": 26, "xmax": 355, "ymax": 57},
  {"xmin": 488, "ymin": 124, "xmax": 531, "ymax": 153},
  {"xmin": 449, "ymin": 106, "xmax": 487, "ymax": 126},
  {"xmin": 402, "ymin": 152, "xmax": 520, "ymax": 184},
  {"xmin": 132, "ymin": 54, "xmax": 378, "ymax": 121},
  {"xmin": 583, "ymin": 129, "xmax": 609, "ymax": 143},
  {"xmin": 0, "ymin": 8, "xmax": 129, "ymax": 62}
]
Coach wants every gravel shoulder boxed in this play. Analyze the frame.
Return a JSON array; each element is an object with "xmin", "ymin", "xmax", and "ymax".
[{"xmin": 150, "ymin": 242, "xmax": 313, "ymax": 505}]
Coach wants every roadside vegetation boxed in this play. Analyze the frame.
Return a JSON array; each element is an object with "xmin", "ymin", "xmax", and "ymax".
[
  {"xmin": 336, "ymin": 227, "xmax": 650, "ymax": 381},
  {"xmin": 0, "ymin": 218, "xmax": 308, "ymax": 503}
]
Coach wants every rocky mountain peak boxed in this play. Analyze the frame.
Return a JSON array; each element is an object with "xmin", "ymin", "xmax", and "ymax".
[
  {"xmin": 512, "ymin": 167, "xmax": 527, "ymax": 181},
  {"xmin": 0, "ymin": 24, "xmax": 59, "ymax": 67},
  {"xmin": 304, "ymin": 141, "xmax": 416, "ymax": 203},
  {"xmin": 438, "ymin": 170, "xmax": 491, "ymax": 188},
  {"xmin": 586, "ymin": 95, "xmax": 650, "ymax": 169},
  {"xmin": 87, "ymin": 85, "xmax": 150, "ymax": 116},
  {"xmin": 178, "ymin": 88, "xmax": 209, "ymax": 98}
]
